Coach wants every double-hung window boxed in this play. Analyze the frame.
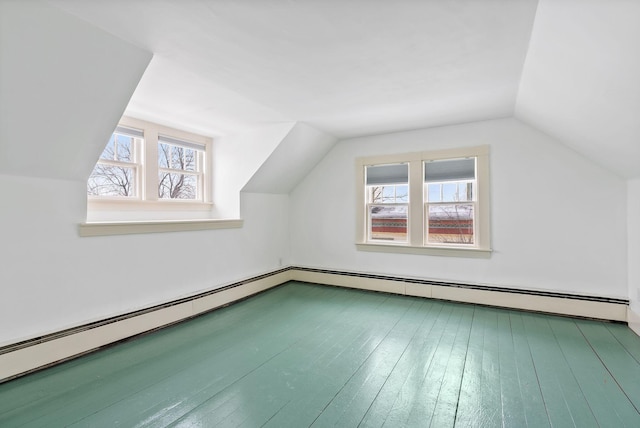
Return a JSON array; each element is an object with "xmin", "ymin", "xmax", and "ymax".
[
  {"xmin": 424, "ymin": 157, "xmax": 476, "ymax": 245},
  {"xmin": 87, "ymin": 126, "xmax": 143, "ymax": 198},
  {"xmin": 158, "ymin": 135, "xmax": 205, "ymax": 200},
  {"xmin": 366, "ymin": 163, "xmax": 409, "ymax": 242},
  {"xmin": 87, "ymin": 117, "xmax": 212, "ymax": 210},
  {"xmin": 356, "ymin": 146, "xmax": 490, "ymax": 257}
]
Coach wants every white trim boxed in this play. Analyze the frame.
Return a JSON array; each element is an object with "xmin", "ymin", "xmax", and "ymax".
[
  {"xmin": 0, "ymin": 270, "xmax": 292, "ymax": 382},
  {"xmin": 89, "ymin": 116, "xmax": 214, "ymax": 209},
  {"xmin": 356, "ymin": 145, "xmax": 491, "ymax": 254},
  {"xmin": 356, "ymin": 243, "xmax": 492, "ymax": 258},
  {"xmin": 290, "ymin": 269, "xmax": 627, "ymax": 321},
  {"xmin": 120, "ymin": 116, "xmax": 211, "ymax": 147},
  {"xmin": 114, "ymin": 125, "xmax": 144, "ymax": 139},
  {"xmin": 629, "ymin": 307, "xmax": 640, "ymax": 337},
  {"xmin": 79, "ymin": 218, "xmax": 243, "ymax": 237},
  {"xmin": 158, "ymin": 134, "xmax": 206, "ymax": 151},
  {"xmin": 87, "ymin": 198, "xmax": 213, "ymax": 212}
]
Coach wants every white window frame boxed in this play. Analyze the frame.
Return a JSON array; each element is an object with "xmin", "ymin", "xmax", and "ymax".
[
  {"xmin": 87, "ymin": 125, "xmax": 144, "ymax": 199},
  {"xmin": 364, "ymin": 164, "xmax": 410, "ymax": 243},
  {"xmin": 87, "ymin": 116, "xmax": 213, "ymax": 212},
  {"xmin": 157, "ymin": 134, "xmax": 206, "ymax": 202},
  {"xmin": 355, "ymin": 145, "xmax": 491, "ymax": 258}
]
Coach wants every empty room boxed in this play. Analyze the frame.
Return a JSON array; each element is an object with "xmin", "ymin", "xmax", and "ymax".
[{"xmin": 1, "ymin": 0, "xmax": 639, "ymax": 426}]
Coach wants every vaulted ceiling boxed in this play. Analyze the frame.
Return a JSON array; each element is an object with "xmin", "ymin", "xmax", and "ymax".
[{"xmin": 51, "ymin": 0, "xmax": 640, "ymax": 178}]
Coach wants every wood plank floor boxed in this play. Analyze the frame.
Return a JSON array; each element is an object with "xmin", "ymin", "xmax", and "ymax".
[{"xmin": 1, "ymin": 281, "xmax": 639, "ymax": 427}]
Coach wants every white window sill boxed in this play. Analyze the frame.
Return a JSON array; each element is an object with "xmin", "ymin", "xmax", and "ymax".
[
  {"xmin": 356, "ymin": 242, "xmax": 492, "ymax": 258},
  {"xmin": 87, "ymin": 198, "xmax": 214, "ymax": 212},
  {"xmin": 79, "ymin": 219, "xmax": 243, "ymax": 237}
]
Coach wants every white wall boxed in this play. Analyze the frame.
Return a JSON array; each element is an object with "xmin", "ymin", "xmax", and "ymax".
[
  {"xmin": 243, "ymin": 122, "xmax": 337, "ymax": 194},
  {"xmin": 629, "ymin": 178, "xmax": 640, "ymax": 333},
  {"xmin": 0, "ymin": 174, "xmax": 289, "ymax": 345},
  {"xmin": 515, "ymin": 0, "xmax": 640, "ymax": 179},
  {"xmin": 214, "ymin": 123, "xmax": 294, "ymax": 218},
  {"xmin": 0, "ymin": 0, "xmax": 151, "ymax": 181},
  {"xmin": 289, "ymin": 118, "xmax": 628, "ymax": 299}
]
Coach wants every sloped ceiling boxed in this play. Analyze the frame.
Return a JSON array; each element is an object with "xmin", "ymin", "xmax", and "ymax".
[
  {"xmin": 50, "ymin": 0, "xmax": 639, "ymax": 178},
  {"xmin": 515, "ymin": 0, "xmax": 640, "ymax": 178},
  {"xmin": 242, "ymin": 122, "xmax": 337, "ymax": 194},
  {"xmin": 0, "ymin": 1, "xmax": 151, "ymax": 181}
]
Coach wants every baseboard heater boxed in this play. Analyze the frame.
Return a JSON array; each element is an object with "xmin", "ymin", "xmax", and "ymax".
[{"xmin": 0, "ymin": 266, "xmax": 630, "ymax": 383}]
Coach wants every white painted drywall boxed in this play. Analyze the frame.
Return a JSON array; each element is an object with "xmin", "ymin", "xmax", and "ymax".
[
  {"xmin": 628, "ymin": 178, "xmax": 640, "ymax": 333},
  {"xmin": 214, "ymin": 123, "xmax": 295, "ymax": 218},
  {"xmin": 0, "ymin": 1, "xmax": 152, "ymax": 181},
  {"xmin": 242, "ymin": 122, "xmax": 337, "ymax": 194},
  {"xmin": 289, "ymin": 118, "xmax": 628, "ymax": 299},
  {"xmin": 0, "ymin": 174, "xmax": 289, "ymax": 346},
  {"xmin": 516, "ymin": 0, "xmax": 640, "ymax": 179}
]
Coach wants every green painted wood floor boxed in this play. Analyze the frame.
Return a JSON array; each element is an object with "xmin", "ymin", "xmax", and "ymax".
[{"xmin": 2, "ymin": 282, "xmax": 640, "ymax": 427}]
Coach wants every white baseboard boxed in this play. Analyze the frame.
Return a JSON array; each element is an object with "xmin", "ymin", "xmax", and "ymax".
[
  {"xmin": 290, "ymin": 268, "xmax": 628, "ymax": 322},
  {"xmin": 0, "ymin": 267, "xmax": 631, "ymax": 383},
  {"xmin": 629, "ymin": 307, "xmax": 640, "ymax": 337},
  {"xmin": 0, "ymin": 269, "xmax": 292, "ymax": 383}
]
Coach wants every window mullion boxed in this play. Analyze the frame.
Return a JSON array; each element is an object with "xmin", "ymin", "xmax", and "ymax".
[
  {"xmin": 145, "ymin": 127, "xmax": 159, "ymax": 201},
  {"xmin": 96, "ymin": 159, "xmax": 132, "ymax": 168},
  {"xmin": 475, "ymin": 153, "xmax": 489, "ymax": 249},
  {"xmin": 197, "ymin": 151, "xmax": 202, "ymax": 201},
  {"xmin": 158, "ymin": 167, "xmax": 198, "ymax": 176},
  {"xmin": 408, "ymin": 158, "xmax": 423, "ymax": 246}
]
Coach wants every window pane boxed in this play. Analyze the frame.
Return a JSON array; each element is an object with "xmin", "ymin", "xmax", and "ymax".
[
  {"xmin": 158, "ymin": 143, "xmax": 170, "ymax": 168},
  {"xmin": 442, "ymin": 183, "xmax": 457, "ymax": 202},
  {"xmin": 87, "ymin": 164, "xmax": 135, "ymax": 197},
  {"xmin": 170, "ymin": 146, "xmax": 182, "ymax": 169},
  {"xmin": 368, "ymin": 184, "xmax": 409, "ymax": 204},
  {"xmin": 395, "ymin": 185, "xmax": 409, "ymax": 202},
  {"xmin": 370, "ymin": 186, "xmax": 382, "ymax": 203},
  {"xmin": 428, "ymin": 183, "xmax": 441, "ymax": 202},
  {"xmin": 426, "ymin": 181, "xmax": 473, "ymax": 203},
  {"xmin": 115, "ymin": 135, "xmax": 133, "ymax": 162},
  {"xmin": 382, "ymin": 186, "xmax": 395, "ymax": 202},
  {"xmin": 99, "ymin": 135, "xmax": 116, "ymax": 160},
  {"xmin": 159, "ymin": 143, "xmax": 198, "ymax": 171},
  {"xmin": 182, "ymin": 148, "xmax": 196, "ymax": 171},
  {"xmin": 459, "ymin": 182, "xmax": 473, "ymax": 202},
  {"xmin": 99, "ymin": 133, "xmax": 136, "ymax": 163},
  {"xmin": 369, "ymin": 205, "xmax": 408, "ymax": 242},
  {"xmin": 158, "ymin": 173, "xmax": 197, "ymax": 199},
  {"xmin": 427, "ymin": 204, "xmax": 474, "ymax": 245}
]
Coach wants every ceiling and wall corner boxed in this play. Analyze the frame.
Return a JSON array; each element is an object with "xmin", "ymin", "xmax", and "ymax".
[{"xmin": 47, "ymin": 0, "xmax": 639, "ymax": 182}]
